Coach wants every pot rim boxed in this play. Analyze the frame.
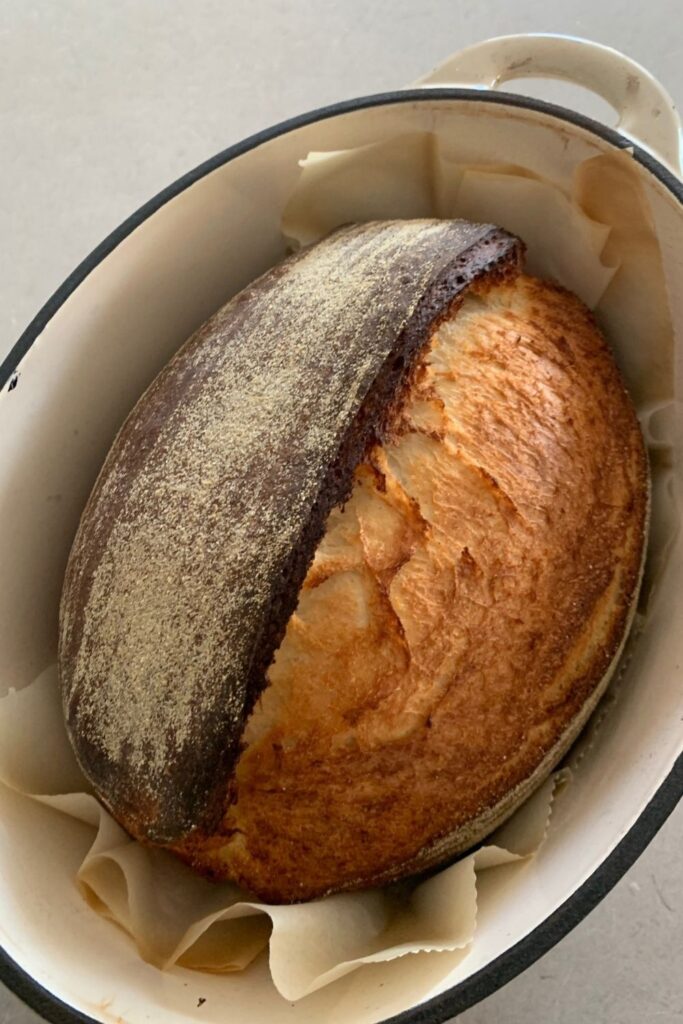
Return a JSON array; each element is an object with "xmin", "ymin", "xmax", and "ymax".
[{"xmin": 1, "ymin": 86, "xmax": 681, "ymax": 1024}]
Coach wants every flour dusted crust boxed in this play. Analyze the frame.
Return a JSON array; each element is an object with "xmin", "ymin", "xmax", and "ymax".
[{"xmin": 59, "ymin": 222, "xmax": 647, "ymax": 903}]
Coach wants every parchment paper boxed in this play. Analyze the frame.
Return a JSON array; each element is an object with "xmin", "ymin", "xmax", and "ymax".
[
  {"xmin": 0, "ymin": 129, "xmax": 677, "ymax": 1007},
  {"xmin": 0, "ymin": 666, "xmax": 567, "ymax": 1001}
]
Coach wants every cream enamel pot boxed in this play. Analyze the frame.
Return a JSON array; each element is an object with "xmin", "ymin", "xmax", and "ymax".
[{"xmin": 1, "ymin": 33, "xmax": 681, "ymax": 1024}]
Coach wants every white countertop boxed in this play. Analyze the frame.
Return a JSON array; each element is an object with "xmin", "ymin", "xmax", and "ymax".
[{"xmin": 1, "ymin": 2, "xmax": 681, "ymax": 1022}]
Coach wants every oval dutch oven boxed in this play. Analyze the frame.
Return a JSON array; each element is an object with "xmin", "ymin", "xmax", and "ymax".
[{"xmin": 1, "ymin": 32, "xmax": 682, "ymax": 1024}]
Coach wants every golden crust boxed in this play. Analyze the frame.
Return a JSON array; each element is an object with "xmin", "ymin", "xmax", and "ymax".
[{"xmin": 174, "ymin": 275, "xmax": 648, "ymax": 901}]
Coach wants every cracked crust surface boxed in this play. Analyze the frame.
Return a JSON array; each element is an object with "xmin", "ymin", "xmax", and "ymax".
[{"xmin": 176, "ymin": 275, "xmax": 647, "ymax": 902}]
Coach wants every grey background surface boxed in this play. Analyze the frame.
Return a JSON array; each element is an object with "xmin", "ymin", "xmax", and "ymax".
[{"xmin": 1, "ymin": 2, "xmax": 681, "ymax": 1022}]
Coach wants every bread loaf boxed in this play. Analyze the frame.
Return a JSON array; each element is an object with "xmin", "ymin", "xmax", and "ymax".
[{"xmin": 59, "ymin": 220, "xmax": 647, "ymax": 902}]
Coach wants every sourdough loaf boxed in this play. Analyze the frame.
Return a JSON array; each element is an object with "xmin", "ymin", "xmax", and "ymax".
[{"xmin": 59, "ymin": 220, "xmax": 647, "ymax": 901}]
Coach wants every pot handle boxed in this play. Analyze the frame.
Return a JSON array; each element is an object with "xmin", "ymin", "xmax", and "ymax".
[{"xmin": 415, "ymin": 34, "xmax": 682, "ymax": 175}]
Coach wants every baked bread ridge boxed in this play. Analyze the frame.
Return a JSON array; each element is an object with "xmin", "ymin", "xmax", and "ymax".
[
  {"xmin": 58, "ymin": 219, "xmax": 523, "ymax": 845},
  {"xmin": 175, "ymin": 274, "xmax": 648, "ymax": 903}
]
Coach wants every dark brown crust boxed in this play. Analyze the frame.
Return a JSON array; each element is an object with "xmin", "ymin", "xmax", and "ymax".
[{"xmin": 58, "ymin": 220, "xmax": 522, "ymax": 844}]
